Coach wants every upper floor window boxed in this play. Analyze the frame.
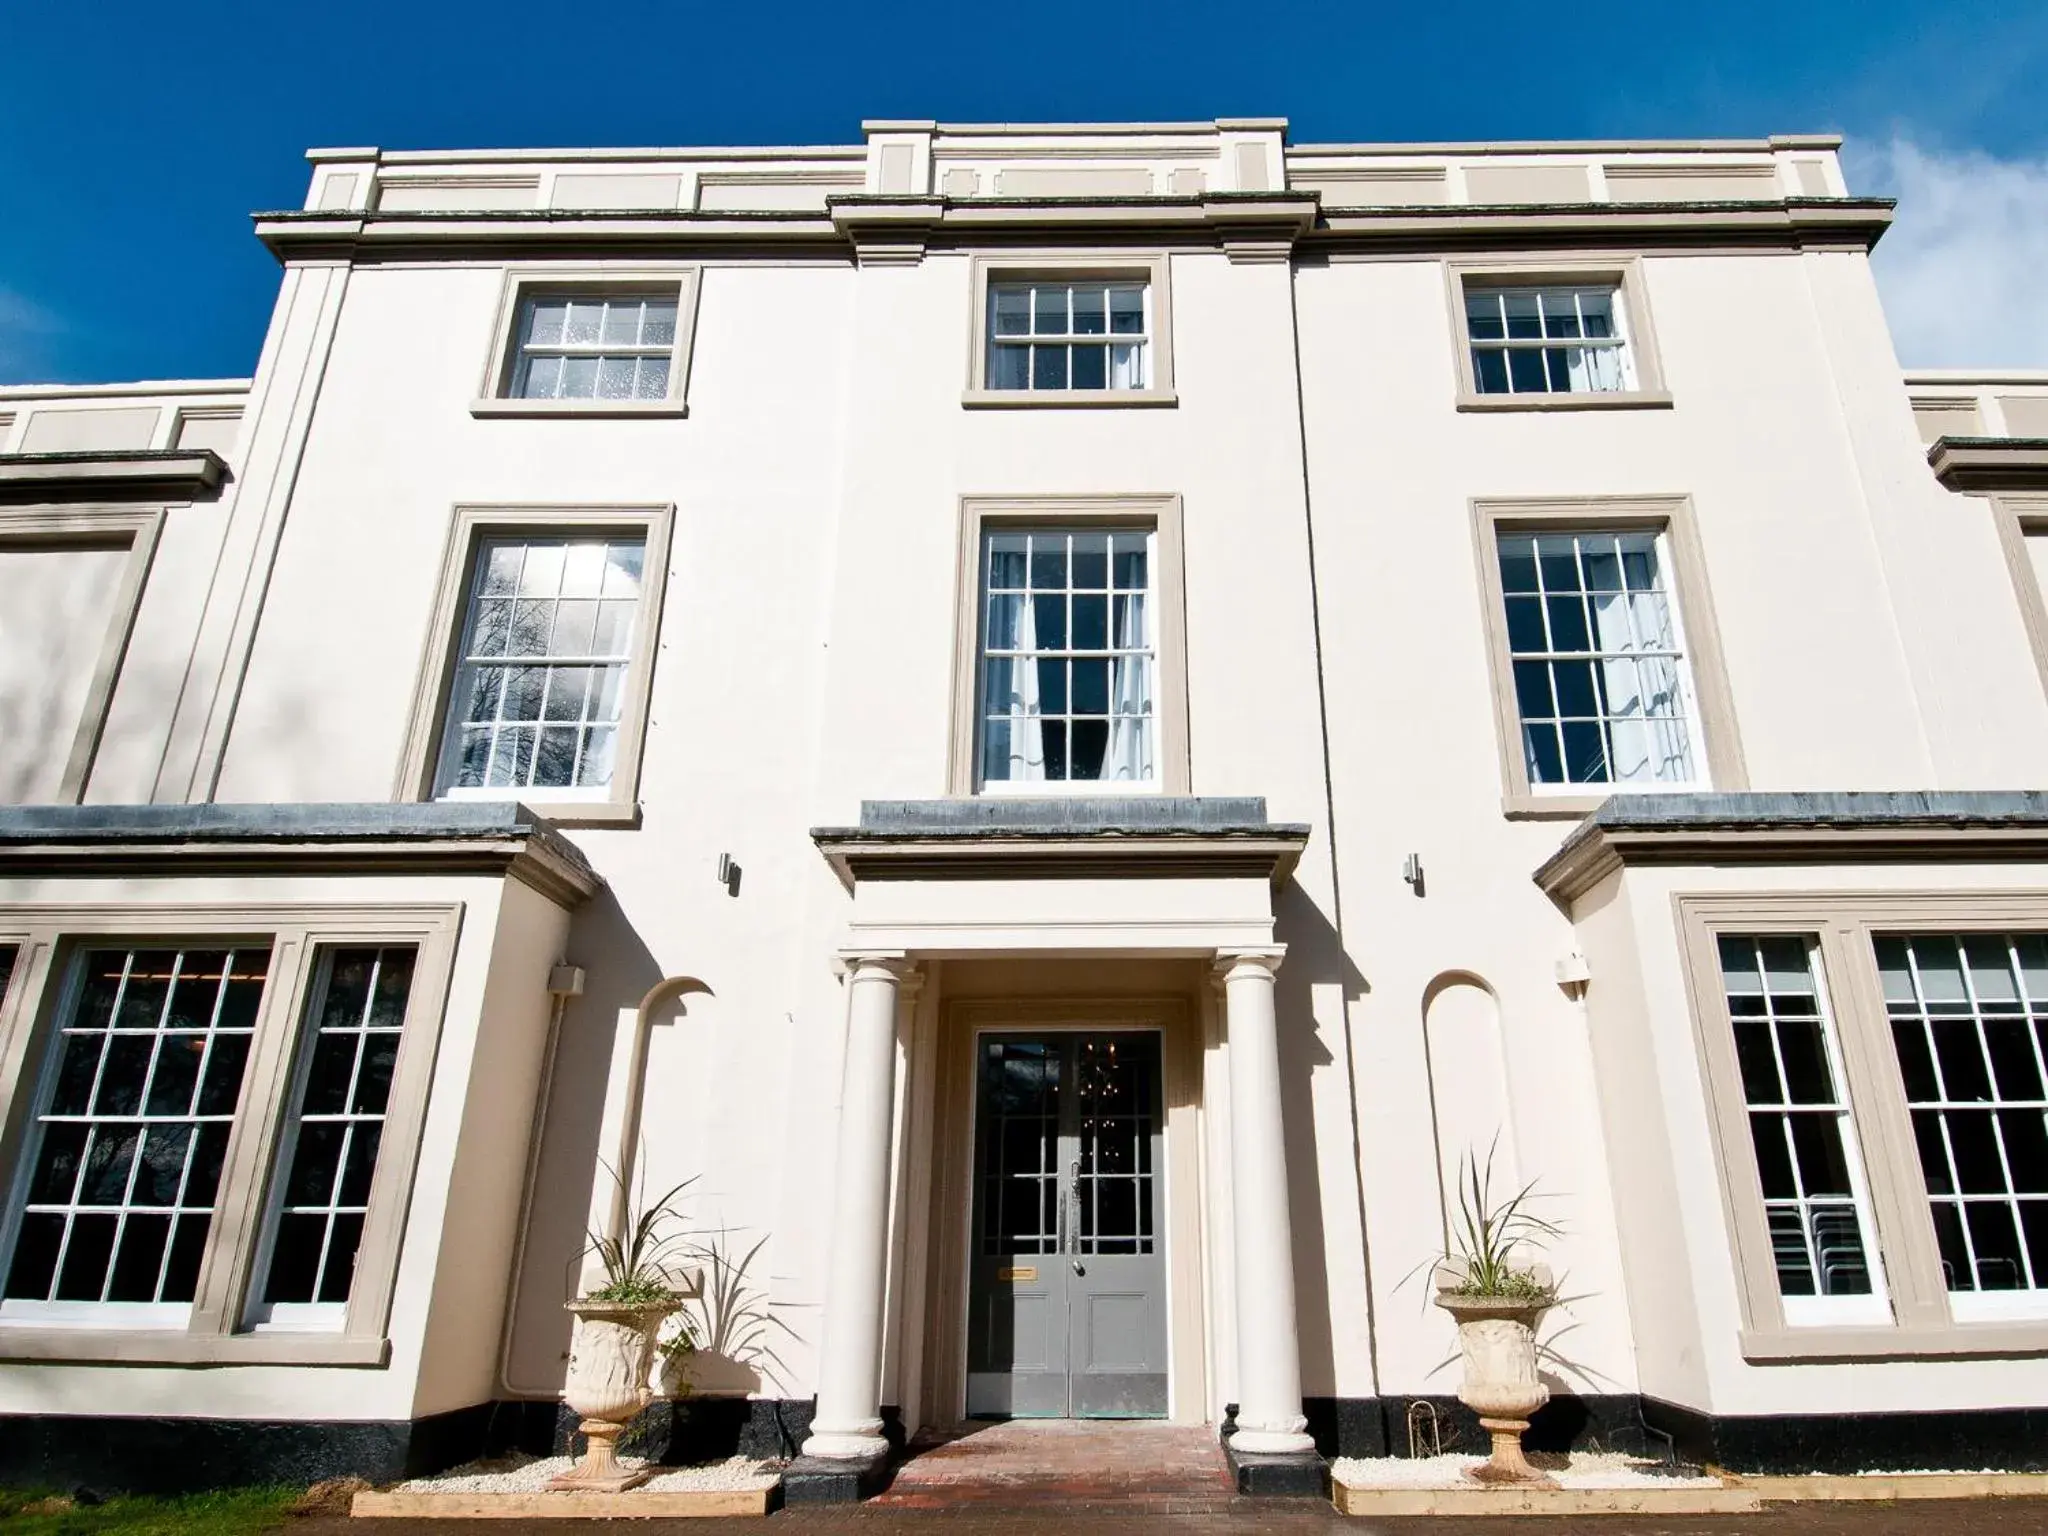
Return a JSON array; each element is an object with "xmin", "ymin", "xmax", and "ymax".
[
  {"xmin": 508, "ymin": 293, "xmax": 677, "ymax": 401},
  {"xmin": 964, "ymin": 258, "xmax": 1175, "ymax": 408},
  {"xmin": 987, "ymin": 281, "xmax": 1151, "ymax": 393},
  {"xmin": 474, "ymin": 270, "xmax": 696, "ymax": 417},
  {"xmin": 978, "ymin": 528, "xmax": 1156, "ymax": 788},
  {"xmin": 1465, "ymin": 285, "xmax": 1635, "ymax": 396},
  {"xmin": 434, "ymin": 535, "xmax": 645, "ymax": 801},
  {"xmin": 1496, "ymin": 527, "xmax": 1702, "ymax": 790}
]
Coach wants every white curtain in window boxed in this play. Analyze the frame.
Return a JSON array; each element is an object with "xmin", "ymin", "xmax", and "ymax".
[
  {"xmin": 996, "ymin": 595, "xmax": 1045, "ymax": 781},
  {"xmin": 1566, "ymin": 345, "xmax": 1626, "ymax": 393},
  {"xmin": 1588, "ymin": 582, "xmax": 1691, "ymax": 783},
  {"xmin": 1102, "ymin": 590, "xmax": 1153, "ymax": 782}
]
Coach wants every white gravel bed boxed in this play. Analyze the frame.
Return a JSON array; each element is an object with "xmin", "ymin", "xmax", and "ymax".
[
  {"xmin": 1333, "ymin": 1451, "xmax": 1722, "ymax": 1490},
  {"xmin": 394, "ymin": 1452, "xmax": 781, "ymax": 1494}
]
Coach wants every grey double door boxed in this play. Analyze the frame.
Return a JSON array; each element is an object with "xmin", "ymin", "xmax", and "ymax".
[{"xmin": 966, "ymin": 1031, "xmax": 1167, "ymax": 1419}]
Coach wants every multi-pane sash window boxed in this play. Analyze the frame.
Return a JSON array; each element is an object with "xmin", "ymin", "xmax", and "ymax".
[
  {"xmin": 980, "ymin": 528, "xmax": 1155, "ymax": 787},
  {"xmin": 436, "ymin": 536, "xmax": 644, "ymax": 798},
  {"xmin": 1878, "ymin": 935, "xmax": 2048, "ymax": 1317},
  {"xmin": 988, "ymin": 282, "xmax": 1149, "ymax": 392},
  {"xmin": 1497, "ymin": 529, "xmax": 1701, "ymax": 788},
  {"xmin": 506, "ymin": 293, "xmax": 678, "ymax": 401},
  {"xmin": 1716, "ymin": 936, "xmax": 1888, "ymax": 1324},
  {"xmin": 1467, "ymin": 286, "xmax": 1634, "ymax": 395},
  {"xmin": 251, "ymin": 946, "xmax": 415, "ymax": 1326},
  {"xmin": 2, "ymin": 947, "xmax": 270, "ymax": 1322}
]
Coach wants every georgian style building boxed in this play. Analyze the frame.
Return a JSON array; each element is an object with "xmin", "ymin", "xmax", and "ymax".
[{"xmin": 3, "ymin": 117, "xmax": 2048, "ymax": 1494}]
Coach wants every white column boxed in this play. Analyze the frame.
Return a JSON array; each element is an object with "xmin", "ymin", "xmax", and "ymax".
[
  {"xmin": 1217, "ymin": 947, "xmax": 1316, "ymax": 1456},
  {"xmin": 802, "ymin": 954, "xmax": 915, "ymax": 1460}
]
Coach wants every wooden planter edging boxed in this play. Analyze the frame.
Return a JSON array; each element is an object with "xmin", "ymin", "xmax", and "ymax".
[
  {"xmin": 1333, "ymin": 1471, "xmax": 2048, "ymax": 1516},
  {"xmin": 1331, "ymin": 1484, "xmax": 1759, "ymax": 1517},
  {"xmin": 350, "ymin": 1486, "xmax": 775, "ymax": 1519}
]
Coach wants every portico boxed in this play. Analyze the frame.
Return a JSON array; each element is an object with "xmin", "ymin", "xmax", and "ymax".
[{"xmin": 793, "ymin": 798, "xmax": 1319, "ymax": 1495}]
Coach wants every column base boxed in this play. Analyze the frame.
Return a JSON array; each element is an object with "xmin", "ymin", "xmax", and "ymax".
[
  {"xmin": 1229, "ymin": 1425, "xmax": 1318, "ymax": 1456},
  {"xmin": 798, "ymin": 1422, "xmax": 889, "ymax": 1461},
  {"xmin": 782, "ymin": 1449, "xmax": 891, "ymax": 1505},
  {"xmin": 1224, "ymin": 1441, "xmax": 1330, "ymax": 1498}
]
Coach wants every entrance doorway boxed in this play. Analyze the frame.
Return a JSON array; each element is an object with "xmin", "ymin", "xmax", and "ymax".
[{"xmin": 966, "ymin": 1031, "xmax": 1167, "ymax": 1418}]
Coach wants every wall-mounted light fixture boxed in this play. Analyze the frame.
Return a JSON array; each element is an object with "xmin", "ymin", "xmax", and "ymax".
[
  {"xmin": 715, "ymin": 853, "xmax": 742, "ymax": 898},
  {"xmin": 1554, "ymin": 951, "xmax": 1591, "ymax": 1001},
  {"xmin": 1402, "ymin": 853, "xmax": 1425, "ymax": 897}
]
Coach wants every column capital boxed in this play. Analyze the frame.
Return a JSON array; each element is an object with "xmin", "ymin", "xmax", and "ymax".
[
  {"xmin": 833, "ymin": 951, "xmax": 918, "ymax": 983},
  {"xmin": 1212, "ymin": 946, "xmax": 1286, "ymax": 985}
]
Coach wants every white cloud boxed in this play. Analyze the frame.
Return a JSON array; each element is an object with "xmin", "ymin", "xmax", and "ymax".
[
  {"xmin": 0, "ymin": 284, "xmax": 65, "ymax": 383},
  {"xmin": 1854, "ymin": 136, "xmax": 2048, "ymax": 369}
]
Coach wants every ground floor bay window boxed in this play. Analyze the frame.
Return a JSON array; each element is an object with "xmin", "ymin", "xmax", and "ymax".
[
  {"xmin": 0, "ymin": 907, "xmax": 458, "ymax": 1362},
  {"xmin": 1681, "ymin": 893, "xmax": 2048, "ymax": 1352}
]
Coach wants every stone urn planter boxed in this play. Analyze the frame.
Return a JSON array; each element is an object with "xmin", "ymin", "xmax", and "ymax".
[
  {"xmin": 549, "ymin": 1298, "xmax": 679, "ymax": 1492},
  {"xmin": 1434, "ymin": 1266, "xmax": 1556, "ymax": 1487}
]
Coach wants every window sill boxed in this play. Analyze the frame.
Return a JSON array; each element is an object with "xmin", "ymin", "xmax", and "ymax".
[
  {"xmin": 469, "ymin": 399, "xmax": 688, "ymax": 419},
  {"xmin": 0, "ymin": 1328, "xmax": 392, "ymax": 1366},
  {"xmin": 961, "ymin": 388, "xmax": 1178, "ymax": 410},
  {"xmin": 1740, "ymin": 1322, "xmax": 2048, "ymax": 1362},
  {"xmin": 1457, "ymin": 391, "xmax": 1674, "ymax": 413},
  {"xmin": 1503, "ymin": 793, "xmax": 1609, "ymax": 820},
  {"xmin": 508, "ymin": 799, "xmax": 643, "ymax": 829}
]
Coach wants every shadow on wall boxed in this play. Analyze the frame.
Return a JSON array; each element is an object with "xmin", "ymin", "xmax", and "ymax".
[
  {"xmin": 1272, "ymin": 878, "xmax": 1371, "ymax": 1403},
  {"xmin": 499, "ymin": 884, "xmax": 667, "ymax": 1396},
  {"xmin": 1420, "ymin": 971, "xmax": 1518, "ymax": 1254}
]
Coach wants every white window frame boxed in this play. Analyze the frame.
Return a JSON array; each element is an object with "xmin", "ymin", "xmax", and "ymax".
[
  {"xmin": 1712, "ymin": 933, "xmax": 1893, "ymax": 1329},
  {"xmin": 395, "ymin": 505, "xmax": 674, "ymax": 829},
  {"xmin": 1445, "ymin": 256, "xmax": 1672, "ymax": 412},
  {"xmin": 948, "ymin": 496, "xmax": 1191, "ymax": 795},
  {"xmin": 0, "ymin": 906, "xmax": 459, "ymax": 1365},
  {"xmin": 431, "ymin": 533, "xmax": 648, "ymax": 806},
  {"xmin": 963, "ymin": 255, "xmax": 1177, "ymax": 409},
  {"xmin": 1472, "ymin": 497, "xmax": 1747, "ymax": 819},
  {"xmin": 974, "ymin": 526, "xmax": 1161, "ymax": 796},
  {"xmin": 473, "ymin": 268, "xmax": 698, "ymax": 419},
  {"xmin": 242, "ymin": 944, "xmax": 421, "ymax": 1334},
  {"xmin": 1496, "ymin": 525, "xmax": 1710, "ymax": 797}
]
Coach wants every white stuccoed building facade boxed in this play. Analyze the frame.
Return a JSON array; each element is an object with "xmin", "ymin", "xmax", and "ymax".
[{"xmin": 3, "ymin": 117, "xmax": 2048, "ymax": 1494}]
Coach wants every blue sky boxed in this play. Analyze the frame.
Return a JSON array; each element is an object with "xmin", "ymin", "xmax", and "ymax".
[{"xmin": 3, "ymin": 0, "xmax": 2045, "ymax": 383}]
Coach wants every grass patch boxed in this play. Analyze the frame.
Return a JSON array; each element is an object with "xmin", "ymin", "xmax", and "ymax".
[{"xmin": 0, "ymin": 1484, "xmax": 301, "ymax": 1535}]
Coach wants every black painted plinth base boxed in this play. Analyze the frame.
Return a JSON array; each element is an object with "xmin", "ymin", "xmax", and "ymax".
[
  {"xmin": 782, "ymin": 1450, "xmax": 892, "ymax": 1504},
  {"xmin": 1225, "ymin": 1443, "xmax": 1331, "ymax": 1498}
]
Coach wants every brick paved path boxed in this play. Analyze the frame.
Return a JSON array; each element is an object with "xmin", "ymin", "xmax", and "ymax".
[
  {"xmin": 297, "ymin": 1496, "xmax": 2048, "ymax": 1532},
  {"xmin": 869, "ymin": 1419, "xmax": 1235, "ymax": 1510}
]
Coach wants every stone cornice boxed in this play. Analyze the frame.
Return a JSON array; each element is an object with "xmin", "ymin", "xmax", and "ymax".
[
  {"xmin": 1928, "ymin": 437, "xmax": 2048, "ymax": 493},
  {"xmin": 253, "ymin": 194, "xmax": 1890, "ymax": 266},
  {"xmin": 0, "ymin": 802, "xmax": 603, "ymax": 909},
  {"xmin": 0, "ymin": 449, "xmax": 225, "ymax": 502},
  {"xmin": 1535, "ymin": 791, "xmax": 2048, "ymax": 905},
  {"xmin": 813, "ymin": 796, "xmax": 1310, "ymax": 888}
]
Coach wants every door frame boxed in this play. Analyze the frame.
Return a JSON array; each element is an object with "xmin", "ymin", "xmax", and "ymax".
[{"xmin": 917, "ymin": 996, "xmax": 1207, "ymax": 1428}]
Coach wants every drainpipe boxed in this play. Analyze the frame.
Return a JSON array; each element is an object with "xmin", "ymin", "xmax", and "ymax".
[{"xmin": 496, "ymin": 963, "xmax": 585, "ymax": 1398}]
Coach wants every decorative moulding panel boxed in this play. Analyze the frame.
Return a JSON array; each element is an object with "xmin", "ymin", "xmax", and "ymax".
[
  {"xmin": 1462, "ymin": 163, "xmax": 1592, "ymax": 203},
  {"xmin": 995, "ymin": 166, "xmax": 1153, "ymax": 197},
  {"xmin": 1999, "ymin": 396, "xmax": 2048, "ymax": 437},
  {"xmin": 17, "ymin": 408, "xmax": 160, "ymax": 454},
  {"xmin": 695, "ymin": 173, "xmax": 861, "ymax": 211},
  {"xmin": 1293, "ymin": 168, "xmax": 1447, "ymax": 206},
  {"xmin": 1911, "ymin": 398, "xmax": 1982, "ymax": 444},
  {"xmin": 549, "ymin": 174, "xmax": 683, "ymax": 210},
  {"xmin": 1604, "ymin": 163, "xmax": 1779, "ymax": 201},
  {"xmin": 375, "ymin": 176, "xmax": 540, "ymax": 212}
]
